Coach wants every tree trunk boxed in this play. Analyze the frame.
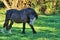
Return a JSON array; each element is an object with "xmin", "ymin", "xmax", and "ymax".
[
  {"xmin": 11, "ymin": 0, "xmax": 18, "ymax": 9},
  {"xmin": 2, "ymin": 0, "xmax": 11, "ymax": 9},
  {"xmin": 1, "ymin": 0, "xmax": 31, "ymax": 10}
]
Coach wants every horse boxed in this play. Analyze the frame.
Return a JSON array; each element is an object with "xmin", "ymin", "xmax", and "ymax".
[{"xmin": 1, "ymin": 8, "xmax": 38, "ymax": 34}]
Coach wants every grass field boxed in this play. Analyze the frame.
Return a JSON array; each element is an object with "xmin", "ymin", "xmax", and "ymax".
[{"xmin": 0, "ymin": 14, "xmax": 60, "ymax": 40}]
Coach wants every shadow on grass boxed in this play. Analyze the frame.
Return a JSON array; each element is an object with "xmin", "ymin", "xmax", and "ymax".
[{"xmin": 0, "ymin": 27, "xmax": 60, "ymax": 40}]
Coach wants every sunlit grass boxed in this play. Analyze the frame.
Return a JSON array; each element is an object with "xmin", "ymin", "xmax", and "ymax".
[
  {"xmin": 0, "ymin": 8, "xmax": 6, "ymax": 14},
  {"xmin": 0, "ymin": 14, "xmax": 60, "ymax": 40}
]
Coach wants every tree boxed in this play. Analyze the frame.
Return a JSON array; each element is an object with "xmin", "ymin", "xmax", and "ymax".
[{"xmin": 1, "ymin": 0, "xmax": 31, "ymax": 10}]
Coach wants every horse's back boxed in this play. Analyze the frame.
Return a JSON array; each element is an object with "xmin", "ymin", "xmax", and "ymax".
[{"xmin": 6, "ymin": 9, "xmax": 18, "ymax": 19}]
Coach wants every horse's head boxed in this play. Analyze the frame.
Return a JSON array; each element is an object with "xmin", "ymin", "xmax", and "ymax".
[{"xmin": 29, "ymin": 14, "xmax": 35, "ymax": 25}]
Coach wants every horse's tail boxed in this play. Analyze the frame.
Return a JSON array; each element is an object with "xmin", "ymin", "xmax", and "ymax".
[
  {"xmin": 6, "ymin": 10, "xmax": 12, "ymax": 20},
  {"xmin": 6, "ymin": 9, "xmax": 17, "ymax": 20}
]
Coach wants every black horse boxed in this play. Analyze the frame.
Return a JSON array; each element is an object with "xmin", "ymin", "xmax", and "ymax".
[{"xmin": 1, "ymin": 8, "xmax": 38, "ymax": 34}]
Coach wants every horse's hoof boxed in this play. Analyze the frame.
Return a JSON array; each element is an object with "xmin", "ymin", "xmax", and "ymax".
[
  {"xmin": 1, "ymin": 29, "xmax": 5, "ymax": 33},
  {"xmin": 1, "ymin": 31, "xmax": 5, "ymax": 33},
  {"xmin": 33, "ymin": 31, "xmax": 37, "ymax": 34},
  {"xmin": 21, "ymin": 32, "xmax": 25, "ymax": 34},
  {"xmin": 8, "ymin": 31, "xmax": 12, "ymax": 34}
]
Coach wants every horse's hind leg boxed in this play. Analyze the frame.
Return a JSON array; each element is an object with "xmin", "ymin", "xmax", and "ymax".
[
  {"xmin": 1, "ymin": 19, "xmax": 9, "ymax": 33},
  {"xmin": 22, "ymin": 22, "xmax": 26, "ymax": 34},
  {"xmin": 8, "ymin": 20, "xmax": 13, "ymax": 34}
]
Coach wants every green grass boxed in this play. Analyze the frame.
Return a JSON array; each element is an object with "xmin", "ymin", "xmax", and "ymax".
[
  {"xmin": 0, "ymin": 14, "xmax": 60, "ymax": 40},
  {"xmin": 0, "ymin": 8, "xmax": 6, "ymax": 14}
]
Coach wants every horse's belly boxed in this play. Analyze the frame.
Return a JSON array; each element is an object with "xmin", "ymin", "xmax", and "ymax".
[
  {"xmin": 11, "ymin": 15, "xmax": 28, "ymax": 23},
  {"xmin": 12, "ymin": 19, "xmax": 28, "ymax": 23},
  {"xmin": 13, "ymin": 19, "xmax": 22, "ymax": 23},
  {"xmin": 11, "ymin": 17, "xmax": 23, "ymax": 23}
]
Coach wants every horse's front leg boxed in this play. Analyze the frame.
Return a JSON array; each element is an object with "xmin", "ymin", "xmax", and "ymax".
[
  {"xmin": 1, "ymin": 19, "xmax": 9, "ymax": 33},
  {"xmin": 28, "ymin": 23, "xmax": 36, "ymax": 34},
  {"xmin": 8, "ymin": 20, "xmax": 13, "ymax": 34},
  {"xmin": 22, "ymin": 22, "xmax": 26, "ymax": 34},
  {"xmin": 28, "ymin": 18, "xmax": 36, "ymax": 34}
]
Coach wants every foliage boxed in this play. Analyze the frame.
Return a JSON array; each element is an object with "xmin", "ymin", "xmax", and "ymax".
[
  {"xmin": 0, "ymin": 1, "xmax": 4, "ymax": 8},
  {"xmin": 0, "ymin": 0, "xmax": 60, "ymax": 15},
  {"xmin": 31, "ymin": 0, "xmax": 60, "ymax": 15},
  {"xmin": 0, "ymin": 8, "xmax": 6, "ymax": 14}
]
